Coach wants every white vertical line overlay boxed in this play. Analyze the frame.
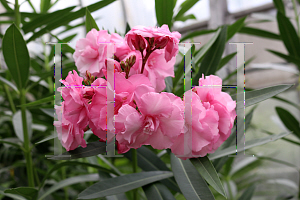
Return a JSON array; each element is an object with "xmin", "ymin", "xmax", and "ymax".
[{"xmin": 229, "ymin": 42, "xmax": 253, "ymax": 156}]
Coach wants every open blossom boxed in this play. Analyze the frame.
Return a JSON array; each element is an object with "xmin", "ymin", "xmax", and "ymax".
[
  {"xmin": 125, "ymin": 24, "xmax": 181, "ymax": 62},
  {"xmin": 88, "ymin": 72, "xmax": 153, "ymax": 141},
  {"xmin": 59, "ymin": 70, "xmax": 89, "ymax": 130},
  {"xmin": 171, "ymin": 75, "xmax": 236, "ymax": 160},
  {"xmin": 54, "ymin": 104, "xmax": 87, "ymax": 151},
  {"xmin": 115, "ymin": 90, "xmax": 184, "ymax": 150},
  {"xmin": 73, "ymin": 29, "xmax": 125, "ymax": 78}
]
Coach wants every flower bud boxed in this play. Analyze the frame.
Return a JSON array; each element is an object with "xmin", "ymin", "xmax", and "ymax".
[
  {"xmin": 155, "ymin": 37, "xmax": 169, "ymax": 49},
  {"xmin": 132, "ymin": 34, "xmax": 146, "ymax": 52},
  {"xmin": 131, "ymin": 55, "xmax": 136, "ymax": 66}
]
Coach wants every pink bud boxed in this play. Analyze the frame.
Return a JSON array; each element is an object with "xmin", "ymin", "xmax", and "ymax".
[{"xmin": 155, "ymin": 37, "xmax": 169, "ymax": 49}]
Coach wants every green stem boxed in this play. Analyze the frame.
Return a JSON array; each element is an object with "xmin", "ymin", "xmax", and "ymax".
[
  {"xmin": 20, "ymin": 89, "xmax": 35, "ymax": 187},
  {"xmin": 60, "ymin": 161, "xmax": 68, "ymax": 200},
  {"xmin": 132, "ymin": 149, "xmax": 138, "ymax": 200},
  {"xmin": 14, "ymin": 0, "xmax": 21, "ymax": 30},
  {"xmin": 2, "ymin": 84, "xmax": 16, "ymax": 114},
  {"xmin": 292, "ymin": 0, "xmax": 300, "ymax": 37}
]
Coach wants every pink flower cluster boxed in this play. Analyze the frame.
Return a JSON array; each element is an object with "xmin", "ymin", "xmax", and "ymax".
[{"xmin": 54, "ymin": 25, "xmax": 236, "ymax": 159}]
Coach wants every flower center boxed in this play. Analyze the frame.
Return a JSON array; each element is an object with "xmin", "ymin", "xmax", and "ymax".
[{"xmin": 143, "ymin": 116, "xmax": 159, "ymax": 135}]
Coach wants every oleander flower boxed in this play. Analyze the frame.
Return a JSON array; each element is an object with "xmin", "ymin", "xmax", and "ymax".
[
  {"xmin": 73, "ymin": 29, "xmax": 124, "ymax": 78},
  {"xmin": 54, "ymin": 104, "xmax": 87, "ymax": 151},
  {"xmin": 171, "ymin": 75, "xmax": 236, "ymax": 160},
  {"xmin": 115, "ymin": 91, "xmax": 184, "ymax": 150},
  {"xmin": 59, "ymin": 70, "xmax": 89, "ymax": 130}
]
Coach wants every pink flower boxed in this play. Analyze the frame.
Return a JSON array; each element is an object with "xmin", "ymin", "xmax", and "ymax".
[
  {"xmin": 88, "ymin": 72, "xmax": 153, "ymax": 141},
  {"xmin": 73, "ymin": 29, "xmax": 125, "ymax": 78},
  {"xmin": 125, "ymin": 25, "xmax": 181, "ymax": 62},
  {"xmin": 115, "ymin": 92, "xmax": 184, "ymax": 150},
  {"xmin": 59, "ymin": 70, "xmax": 89, "ymax": 130},
  {"xmin": 54, "ymin": 104, "xmax": 87, "ymax": 151},
  {"xmin": 171, "ymin": 75, "xmax": 236, "ymax": 160}
]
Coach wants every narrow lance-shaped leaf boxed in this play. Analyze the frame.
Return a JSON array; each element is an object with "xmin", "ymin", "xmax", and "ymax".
[
  {"xmin": 85, "ymin": 7, "xmax": 99, "ymax": 33},
  {"xmin": 238, "ymin": 184, "xmax": 256, "ymax": 200},
  {"xmin": 38, "ymin": 174, "xmax": 100, "ymax": 200},
  {"xmin": 18, "ymin": 95, "xmax": 53, "ymax": 108},
  {"xmin": 2, "ymin": 24, "xmax": 30, "ymax": 90},
  {"xmin": 77, "ymin": 171, "xmax": 174, "ymax": 199},
  {"xmin": 190, "ymin": 156, "xmax": 227, "ymax": 198},
  {"xmin": 238, "ymin": 27, "xmax": 281, "ymax": 40},
  {"xmin": 208, "ymin": 131, "xmax": 291, "ymax": 160},
  {"xmin": 4, "ymin": 187, "xmax": 38, "ymax": 200},
  {"xmin": 12, "ymin": 110, "xmax": 32, "ymax": 142},
  {"xmin": 232, "ymin": 84, "xmax": 293, "ymax": 110},
  {"xmin": 143, "ymin": 182, "xmax": 176, "ymax": 200},
  {"xmin": 275, "ymin": 107, "xmax": 300, "ymax": 140},
  {"xmin": 27, "ymin": 0, "xmax": 116, "ymax": 42},
  {"xmin": 277, "ymin": 11, "xmax": 300, "ymax": 57},
  {"xmin": 227, "ymin": 16, "xmax": 247, "ymax": 41},
  {"xmin": 193, "ymin": 25, "xmax": 227, "ymax": 85},
  {"xmin": 155, "ymin": 0, "xmax": 174, "ymax": 28},
  {"xmin": 267, "ymin": 49, "xmax": 300, "ymax": 70},
  {"xmin": 22, "ymin": 6, "xmax": 76, "ymax": 33},
  {"xmin": 48, "ymin": 141, "xmax": 106, "ymax": 160},
  {"xmin": 174, "ymin": 0, "xmax": 198, "ymax": 21},
  {"xmin": 273, "ymin": 0, "xmax": 285, "ymax": 15},
  {"xmin": 170, "ymin": 153, "xmax": 215, "ymax": 200},
  {"xmin": 124, "ymin": 146, "xmax": 181, "ymax": 193}
]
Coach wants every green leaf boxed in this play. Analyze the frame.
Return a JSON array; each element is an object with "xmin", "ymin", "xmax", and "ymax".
[
  {"xmin": 40, "ymin": 0, "xmax": 51, "ymax": 13},
  {"xmin": 174, "ymin": 0, "xmax": 198, "ymax": 21},
  {"xmin": 267, "ymin": 49, "xmax": 300, "ymax": 69},
  {"xmin": 17, "ymin": 95, "xmax": 53, "ymax": 108},
  {"xmin": 48, "ymin": 141, "xmax": 106, "ymax": 160},
  {"xmin": 143, "ymin": 182, "xmax": 176, "ymax": 200},
  {"xmin": 35, "ymin": 134, "xmax": 56, "ymax": 144},
  {"xmin": 0, "ymin": 186, "xmax": 26, "ymax": 200},
  {"xmin": 173, "ymin": 47, "xmax": 191, "ymax": 90},
  {"xmin": 262, "ymin": 129, "xmax": 300, "ymax": 146},
  {"xmin": 12, "ymin": 110, "xmax": 32, "ymax": 142},
  {"xmin": 0, "ymin": 75, "xmax": 18, "ymax": 93},
  {"xmin": 155, "ymin": 0, "xmax": 174, "ymax": 28},
  {"xmin": 39, "ymin": 161, "xmax": 118, "ymax": 190},
  {"xmin": 227, "ymin": 16, "xmax": 247, "ymax": 41},
  {"xmin": 175, "ymin": 14, "xmax": 196, "ymax": 22},
  {"xmin": 217, "ymin": 52, "xmax": 237, "ymax": 71},
  {"xmin": 238, "ymin": 27, "xmax": 281, "ymax": 40},
  {"xmin": 85, "ymin": 7, "xmax": 99, "ymax": 33},
  {"xmin": 190, "ymin": 156, "xmax": 227, "ymax": 198},
  {"xmin": 27, "ymin": 0, "xmax": 116, "ymax": 43},
  {"xmin": 125, "ymin": 22, "xmax": 131, "ymax": 33},
  {"xmin": 0, "ymin": 0, "xmax": 13, "ymax": 11},
  {"xmin": 124, "ymin": 146, "xmax": 180, "ymax": 193},
  {"xmin": 180, "ymin": 29, "xmax": 217, "ymax": 42},
  {"xmin": 273, "ymin": 0, "xmax": 285, "ymax": 15},
  {"xmin": 77, "ymin": 171, "xmax": 174, "ymax": 199},
  {"xmin": 170, "ymin": 153, "xmax": 215, "ymax": 200},
  {"xmin": 277, "ymin": 11, "xmax": 300, "ymax": 57},
  {"xmin": 232, "ymin": 84, "xmax": 293, "ymax": 110},
  {"xmin": 192, "ymin": 28, "xmax": 221, "ymax": 66},
  {"xmin": 193, "ymin": 25, "xmax": 227, "ymax": 85},
  {"xmin": 238, "ymin": 184, "xmax": 256, "ymax": 200},
  {"xmin": 208, "ymin": 131, "xmax": 291, "ymax": 160},
  {"xmin": 275, "ymin": 107, "xmax": 300, "ymax": 139},
  {"xmin": 38, "ymin": 174, "xmax": 100, "ymax": 200},
  {"xmin": 231, "ymin": 158, "xmax": 262, "ymax": 180},
  {"xmin": 2, "ymin": 24, "xmax": 30, "ymax": 90},
  {"xmin": 4, "ymin": 187, "xmax": 38, "ymax": 200},
  {"xmin": 22, "ymin": 6, "xmax": 76, "ymax": 34},
  {"xmin": 165, "ymin": 76, "xmax": 173, "ymax": 92}
]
